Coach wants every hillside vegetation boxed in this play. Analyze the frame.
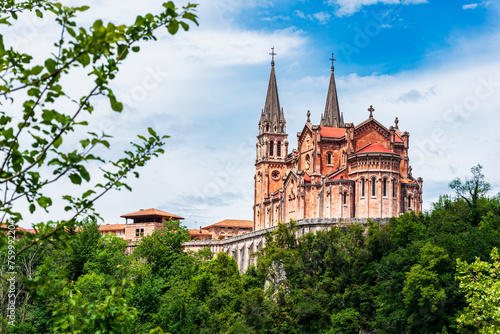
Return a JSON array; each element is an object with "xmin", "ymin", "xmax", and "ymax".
[{"xmin": 2, "ymin": 165, "xmax": 500, "ymax": 333}]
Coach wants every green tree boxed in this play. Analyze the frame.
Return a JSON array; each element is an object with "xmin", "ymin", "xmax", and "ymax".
[
  {"xmin": 0, "ymin": 0, "xmax": 198, "ymax": 331},
  {"xmin": 449, "ymin": 164, "xmax": 491, "ymax": 226},
  {"xmin": 403, "ymin": 243, "xmax": 450, "ymax": 332},
  {"xmin": 456, "ymin": 247, "xmax": 500, "ymax": 334}
]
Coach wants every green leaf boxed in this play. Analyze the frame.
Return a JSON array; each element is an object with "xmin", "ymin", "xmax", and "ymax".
[
  {"xmin": 45, "ymin": 58, "xmax": 57, "ymax": 74},
  {"xmin": 132, "ymin": 46, "xmax": 140, "ymax": 52},
  {"xmin": 182, "ymin": 12, "xmax": 199, "ymax": 25},
  {"xmin": 69, "ymin": 173, "xmax": 82, "ymax": 185},
  {"xmin": 147, "ymin": 128, "xmax": 156, "ymax": 137},
  {"xmin": 79, "ymin": 53, "xmax": 91, "ymax": 66},
  {"xmin": 31, "ymin": 65, "xmax": 44, "ymax": 75},
  {"xmin": 53, "ymin": 136, "xmax": 63, "ymax": 148},
  {"xmin": 78, "ymin": 165, "xmax": 90, "ymax": 182},
  {"xmin": 82, "ymin": 190, "xmax": 95, "ymax": 199},
  {"xmin": 35, "ymin": 9, "xmax": 43, "ymax": 18},
  {"xmin": 29, "ymin": 204, "xmax": 36, "ymax": 213},
  {"xmin": 108, "ymin": 94, "xmax": 123, "ymax": 112},
  {"xmin": 167, "ymin": 21, "xmax": 179, "ymax": 35}
]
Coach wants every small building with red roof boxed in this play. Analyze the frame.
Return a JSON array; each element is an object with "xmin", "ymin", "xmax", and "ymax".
[
  {"xmin": 99, "ymin": 208, "xmax": 184, "ymax": 241},
  {"xmin": 203, "ymin": 219, "xmax": 253, "ymax": 240},
  {"xmin": 188, "ymin": 228, "xmax": 213, "ymax": 241}
]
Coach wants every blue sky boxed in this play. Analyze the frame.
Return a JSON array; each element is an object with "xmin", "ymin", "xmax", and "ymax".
[{"xmin": 10, "ymin": 0, "xmax": 500, "ymax": 228}]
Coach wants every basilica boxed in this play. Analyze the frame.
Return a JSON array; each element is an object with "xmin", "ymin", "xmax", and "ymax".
[{"xmin": 253, "ymin": 54, "xmax": 423, "ymax": 230}]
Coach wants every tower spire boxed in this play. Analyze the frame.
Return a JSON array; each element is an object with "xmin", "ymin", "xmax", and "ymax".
[
  {"xmin": 260, "ymin": 47, "xmax": 285, "ymax": 134},
  {"xmin": 321, "ymin": 53, "xmax": 344, "ymax": 128}
]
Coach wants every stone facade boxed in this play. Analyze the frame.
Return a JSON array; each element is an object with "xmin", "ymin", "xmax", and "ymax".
[
  {"xmin": 253, "ymin": 60, "xmax": 423, "ymax": 231},
  {"xmin": 184, "ymin": 217, "xmax": 390, "ymax": 272}
]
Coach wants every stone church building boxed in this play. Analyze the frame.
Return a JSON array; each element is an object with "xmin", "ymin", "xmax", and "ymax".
[{"xmin": 254, "ymin": 56, "xmax": 423, "ymax": 231}]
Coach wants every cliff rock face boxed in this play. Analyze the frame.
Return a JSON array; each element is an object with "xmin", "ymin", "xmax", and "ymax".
[{"xmin": 264, "ymin": 261, "xmax": 288, "ymax": 297}]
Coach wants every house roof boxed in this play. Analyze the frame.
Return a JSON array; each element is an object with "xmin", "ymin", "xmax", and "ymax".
[
  {"xmin": 188, "ymin": 229, "xmax": 212, "ymax": 237},
  {"xmin": 99, "ymin": 224, "xmax": 126, "ymax": 231},
  {"xmin": 395, "ymin": 134, "xmax": 403, "ymax": 143},
  {"xmin": 204, "ymin": 219, "xmax": 253, "ymax": 229},
  {"xmin": 320, "ymin": 127, "xmax": 346, "ymax": 138},
  {"xmin": 0, "ymin": 224, "xmax": 35, "ymax": 234},
  {"xmin": 356, "ymin": 143, "xmax": 395, "ymax": 154},
  {"xmin": 120, "ymin": 208, "xmax": 184, "ymax": 220},
  {"xmin": 401, "ymin": 178, "xmax": 415, "ymax": 184}
]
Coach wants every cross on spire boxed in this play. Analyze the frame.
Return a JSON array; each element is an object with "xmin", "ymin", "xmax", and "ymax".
[
  {"xmin": 368, "ymin": 105, "xmax": 375, "ymax": 118},
  {"xmin": 329, "ymin": 52, "xmax": 336, "ymax": 71},
  {"xmin": 269, "ymin": 47, "xmax": 277, "ymax": 66}
]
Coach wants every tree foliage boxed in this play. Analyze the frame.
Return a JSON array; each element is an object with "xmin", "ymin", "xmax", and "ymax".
[
  {"xmin": 456, "ymin": 248, "xmax": 500, "ymax": 333},
  {"xmin": 0, "ymin": 0, "xmax": 198, "ymax": 332}
]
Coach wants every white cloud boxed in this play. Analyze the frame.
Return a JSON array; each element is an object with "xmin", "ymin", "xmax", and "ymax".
[
  {"xmin": 294, "ymin": 10, "xmax": 332, "ymax": 24},
  {"xmin": 462, "ymin": 2, "xmax": 491, "ymax": 10},
  {"xmin": 326, "ymin": 0, "xmax": 428, "ymax": 17},
  {"xmin": 463, "ymin": 3, "xmax": 479, "ymax": 10},
  {"xmin": 312, "ymin": 12, "xmax": 332, "ymax": 24},
  {"xmin": 262, "ymin": 15, "xmax": 290, "ymax": 22}
]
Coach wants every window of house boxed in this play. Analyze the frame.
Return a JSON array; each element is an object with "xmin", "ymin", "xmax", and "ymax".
[
  {"xmin": 270, "ymin": 140, "xmax": 274, "ymax": 156},
  {"xmin": 135, "ymin": 228, "xmax": 144, "ymax": 237},
  {"xmin": 361, "ymin": 179, "xmax": 365, "ymax": 197},
  {"xmin": 266, "ymin": 124, "xmax": 270, "ymax": 131},
  {"xmin": 277, "ymin": 141, "xmax": 281, "ymax": 157},
  {"xmin": 383, "ymin": 179, "xmax": 387, "ymax": 197},
  {"xmin": 372, "ymin": 177, "xmax": 376, "ymax": 197},
  {"xmin": 327, "ymin": 152, "xmax": 332, "ymax": 165},
  {"xmin": 408, "ymin": 195, "xmax": 412, "ymax": 209},
  {"xmin": 392, "ymin": 180, "xmax": 396, "ymax": 198},
  {"xmin": 343, "ymin": 192, "xmax": 347, "ymax": 205}
]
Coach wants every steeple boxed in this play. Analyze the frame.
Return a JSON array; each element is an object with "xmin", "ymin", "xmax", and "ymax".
[
  {"xmin": 260, "ymin": 48, "xmax": 286, "ymax": 134},
  {"xmin": 321, "ymin": 53, "xmax": 344, "ymax": 128}
]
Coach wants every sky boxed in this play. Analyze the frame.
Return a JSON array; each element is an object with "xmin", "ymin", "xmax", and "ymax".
[{"xmin": 7, "ymin": 0, "xmax": 500, "ymax": 229}]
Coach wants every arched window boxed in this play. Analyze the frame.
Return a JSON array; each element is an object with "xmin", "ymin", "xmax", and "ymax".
[
  {"xmin": 372, "ymin": 177, "xmax": 376, "ymax": 197},
  {"xmin": 327, "ymin": 152, "xmax": 332, "ymax": 165},
  {"xmin": 361, "ymin": 179, "xmax": 365, "ymax": 197},
  {"xmin": 343, "ymin": 192, "xmax": 347, "ymax": 205},
  {"xmin": 266, "ymin": 124, "xmax": 270, "ymax": 132},
  {"xmin": 408, "ymin": 195, "xmax": 412, "ymax": 209},
  {"xmin": 269, "ymin": 140, "xmax": 274, "ymax": 156},
  {"xmin": 305, "ymin": 154, "xmax": 311, "ymax": 170},
  {"xmin": 383, "ymin": 178, "xmax": 387, "ymax": 197},
  {"xmin": 277, "ymin": 141, "xmax": 281, "ymax": 157},
  {"xmin": 392, "ymin": 180, "xmax": 396, "ymax": 198}
]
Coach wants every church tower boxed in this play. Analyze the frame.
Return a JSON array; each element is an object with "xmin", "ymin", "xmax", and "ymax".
[
  {"xmin": 321, "ymin": 53, "xmax": 345, "ymax": 128},
  {"xmin": 254, "ymin": 49, "xmax": 288, "ymax": 230}
]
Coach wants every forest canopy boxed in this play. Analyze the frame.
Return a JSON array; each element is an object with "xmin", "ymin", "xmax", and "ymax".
[{"xmin": 1, "ymin": 165, "xmax": 499, "ymax": 333}]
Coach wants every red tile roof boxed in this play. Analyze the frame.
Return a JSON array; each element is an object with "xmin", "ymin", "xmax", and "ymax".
[
  {"xmin": 401, "ymin": 178, "xmax": 415, "ymax": 184},
  {"xmin": 321, "ymin": 127, "xmax": 346, "ymax": 138},
  {"xmin": 356, "ymin": 143, "xmax": 394, "ymax": 154},
  {"xmin": 188, "ymin": 229, "xmax": 212, "ymax": 237},
  {"xmin": 204, "ymin": 219, "xmax": 253, "ymax": 229},
  {"xmin": 395, "ymin": 134, "xmax": 403, "ymax": 143},
  {"xmin": 0, "ymin": 224, "xmax": 35, "ymax": 234},
  {"xmin": 99, "ymin": 224, "xmax": 126, "ymax": 231},
  {"xmin": 120, "ymin": 208, "xmax": 184, "ymax": 220}
]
